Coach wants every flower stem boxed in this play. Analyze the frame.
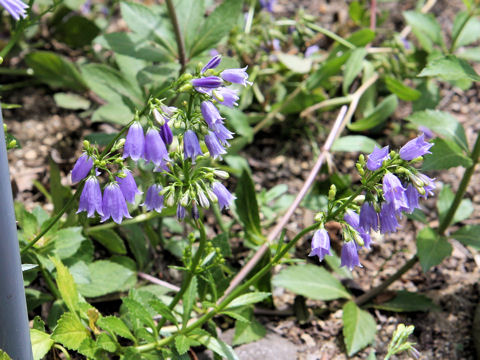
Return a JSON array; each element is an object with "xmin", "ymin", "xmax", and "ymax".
[
  {"xmin": 306, "ymin": 23, "xmax": 356, "ymax": 49},
  {"xmin": 85, "ymin": 212, "xmax": 160, "ymax": 234},
  {"xmin": 165, "ymin": 0, "xmax": 187, "ymax": 74}
]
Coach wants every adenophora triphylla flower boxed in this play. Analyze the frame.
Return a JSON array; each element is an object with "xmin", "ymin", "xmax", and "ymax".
[
  {"xmin": 399, "ymin": 133, "xmax": 433, "ymax": 161},
  {"xmin": 191, "ymin": 76, "xmax": 223, "ymax": 90},
  {"xmin": 123, "ymin": 121, "xmax": 145, "ymax": 161},
  {"xmin": 220, "ymin": 67, "xmax": 252, "ymax": 86},
  {"xmin": 379, "ymin": 202, "xmax": 399, "ymax": 233},
  {"xmin": 309, "ymin": 228, "xmax": 331, "ymax": 261},
  {"xmin": 176, "ymin": 204, "xmax": 186, "ymax": 220},
  {"xmin": 382, "ymin": 173, "xmax": 408, "ymax": 212},
  {"xmin": 215, "ymin": 87, "xmax": 239, "ymax": 108},
  {"xmin": 304, "ymin": 45, "xmax": 319, "ymax": 58},
  {"xmin": 213, "ymin": 123, "xmax": 234, "ymax": 146},
  {"xmin": 116, "ymin": 169, "xmax": 142, "ymax": 204},
  {"xmin": 404, "ymin": 184, "xmax": 420, "ymax": 214},
  {"xmin": 183, "ymin": 130, "xmax": 203, "ymax": 160},
  {"xmin": 201, "ymin": 55, "xmax": 222, "ymax": 73},
  {"xmin": 259, "ymin": 0, "xmax": 276, "ymax": 12},
  {"xmin": 143, "ymin": 184, "xmax": 164, "ymax": 213},
  {"xmin": 77, "ymin": 176, "xmax": 103, "ymax": 217},
  {"xmin": 212, "ymin": 182, "xmax": 235, "ymax": 210},
  {"xmin": 1, "ymin": 0, "xmax": 28, "ymax": 20},
  {"xmin": 340, "ymin": 240, "xmax": 362, "ymax": 270},
  {"xmin": 366, "ymin": 145, "xmax": 390, "ymax": 171},
  {"xmin": 71, "ymin": 153, "xmax": 94, "ymax": 183},
  {"xmin": 101, "ymin": 182, "xmax": 132, "ymax": 224},
  {"xmin": 359, "ymin": 202, "xmax": 379, "ymax": 231},
  {"xmin": 144, "ymin": 128, "xmax": 170, "ymax": 166},
  {"xmin": 344, "ymin": 210, "xmax": 371, "ymax": 249},
  {"xmin": 159, "ymin": 122, "xmax": 173, "ymax": 145},
  {"xmin": 201, "ymin": 101, "xmax": 224, "ymax": 128},
  {"xmin": 204, "ymin": 131, "xmax": 227, "ymax": 159}
]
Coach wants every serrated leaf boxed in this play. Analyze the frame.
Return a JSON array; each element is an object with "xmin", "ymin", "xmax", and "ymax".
[
  {"xmin": 277, "ymin": 53, "xmax": 312, "ymax": 74},
  {"xmin": 416, "ymin": 227, "xmax": 452, "ymax": 272},
  {"xmin": 220, "ymin": 311, "xmax": 250, "ymax": 323},
  {"xmin": 437, "ymin": 185, "xmax": 474, "ymax": 224},
  {"xmin": 123, "ymin": 298, "xmax": 156, "ymax": 330},
  {"xmin": 384, "ymin": 77, "xmax": 421, "ymax": 101},
  {"xmin": 403, "ymin": 11, "xmax": 442, "ymax": 52},
  {"xmin": 194, "ymin": 333, "xmax": 239, "ymax": 360},
  {"xmin": 97, "ymin": 316, "xmax": 135, "ymax": 341},
  {"xmin": 150, "ymin": 299, "xmax": 178, "ymax": 327},
  {"xmin": 96, "ymin": 333, "xmax": 117, "ymax": 353},
  {"xmin": 272, "ymin": 264, "xmax": 351, "ymax": 300},
  {"xmin": 232, "ymin": 308, "xmax": 266, "ymax": 345},
  {"xmin": 418, "ymin": 55, "xmax": 480, "ymax": 82},
  {"xmin": 406, "ymin": 110, "xmax": 468, "ymax": 151},
  {"xmin": 332, "ymin": 135, "xmax": 379, "ymax": 153},
  {"xmin": 52, "ymin": 227, "xmax": 86, "ymax": 259},
  {"xmin": 51, "ymin": 312, "xmax": 90, "ymax": 350},
  {"xmin": 343, "ymin": 48, "xmax": 367, "ymax": 94},
  {"xmin": 175, "ymin": 334, "xmax": 197, "ymax": 355},
  {"xmin": 348, "ymin": 95, "xmax": 398, "ymax": 131},
  {"xmin": 422, "ymin": 138, "xmax": 472, "ymax": 171},
  {"xmin": 452, "ymin": 11, "xmax": 480, "ymax": 49},
  {"xmin": 30, "ymin": 329, "xmax": 54, "ymax": 360},
  {"xmin": 343, "ymin": 301, "xmax": 377, "ymax": 356},
  {"xmin": 50, "ymin": 257, "xmax": 79, "ymax": 313},
  {"xmin": 452, "ymin": 225, "xmax": 480, "ymax": 249},
  {"xmin": 372, "ymin": 291, "xmax": 439, "ymax": 312},
  {"xmin": 90, "ymin": 229, "xmax": 126, "ymax": 255},
  {"xmin": 225, "ymin": 292, "xmax": 271, "ymax": 310}
]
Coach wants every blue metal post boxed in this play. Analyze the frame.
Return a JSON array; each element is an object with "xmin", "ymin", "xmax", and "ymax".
[{"xmin": 0, "ymin": 108, "xmax": 33, "ymax": 359}]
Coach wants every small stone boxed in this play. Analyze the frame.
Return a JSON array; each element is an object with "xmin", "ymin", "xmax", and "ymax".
[{"xmin": 24, "ymin": 150, "xmax": 37, "ymax": 160}]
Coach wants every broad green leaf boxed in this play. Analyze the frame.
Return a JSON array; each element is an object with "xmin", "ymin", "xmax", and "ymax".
[
  {"xmin": 372, "ymin": 291, "xmax": 439, "ymax": 312},
  {"xmin": 51, "ymin": 312, "xmax": 90, "ymax": 350},
  {"xmin": 277, "ymin": 53, "xmax": 312, "ymax": 74},
  {"xmin": 343, "ymin": 48, "xmax": 367, "ymax": 94},
  {"xmin": 0, "ymin": 351, "xmax": 12, "ymax": 360},
  {"xmin": 324, "ymin": 254, "xmax": 353, "ymax": 279},
  {"xmin": 235, "ymin": 170, "xmax": 264, "ymax": 244},
  {"xmin": 90, "ymin": 229, "xmax": 126, "ymax": 255},
  {"xmin": 345, "ymin": 28, "xmax": 375, "ymax": 47},
  {"xmin": 50, "ymin": 257, "xmax": 79, "ymax": 313},
  {"xmin": 91, "ymin": 102, "xmax": 134, "ymax": 125},
  {"xmin": 332, "ymin": 135, "xmax": 379, "ymax": 153},
  {"xmin": 452, "ymin": 225, "xmax": 480, "ymax": 249},
  {"xmin": 458, "ymin": 47, "xmax": 480, "ymax": 62},
  {"xmin": 406, "ymin": 110, "xmax": 468, "ymax": 151},
  {"xmin": 412, "ymin": 80, "xmax": 440, "ymax": 111},
  {"xmin": 121, "ymin": 224, "xmax": 149, "ymax": 270},
  {"xmin": 437, "ymin": 185, "xmax": 474, "ymax": 224},
  {"xmin": 348, "ymin": 94, "xmax": 398, "ymax": 131},
  {"xmin": 52, "ymin": 227, "xmax": 86, "ymax": 259},
  {"xmin": 182, "ymin": 277, "xmax": 197, "ymax": 326},
  {"xmin": 416, "ymin": 227, "xmax": 452, "ymax": 272},
  {"xmin": 452, "ymin": 11, "xmax": 480, "ymax": 49},
  {"xmin": 422, "ymin": 138, "xmax": 472, "ymax": 171},
  {"xmin": 418, "ymin": 55, "xmax": 480, "ymax": 82},
  {"xmin": 272, "ymin": 264, "xmax": 351, "ymax": 300},
  {"xmin": 54, "ymin": 93, "xmax": 91, "ymax": 110},
  {"xmin": 220, "ymin": 107, "xmax": 253, "ymax": 142},
  {"xmin": 342, "ymin": 301, "xmax": 377, "ymax": 356},
  {"xmin": 403, "ymin": 11, "xmax": 442, "ymax": 52},
  {"xmin": 97, "ymin": 316, "xmax": 135, "ymax": 341},
  {"xmin": 225, "ymin": 292, "xmax": 271, "ymax": 310},
  {"xmin": 49, "ymin": 158, "xmax": 71, "ymax": 214},
  {"xmin": 30, "ymin": 329, "xmax": 54, "ymax": 360},
  {"xmin": 25, "ymin": 51, "xmax": 86, "ymax": 91},
  {"xmin": 174, "ymin": 0, "xmax": 205, "ymax": 57},
  {"xmin": 384, "ymin": 77, "xmax": 421, "ymax": 101},
  {"xmin": 54, "ymin": 15, "xmax": 100, "ymax": 48},
  {"xmin": 189, "ymin": 0, "xmax": 244, "ymax": 58},
  {"xmin": 233, "ymin": 308, "xmax": 266, "ymax": 345},
  {"xmin": 96, "ymin": 333, "xmax": 116, "ymax": 353},
  {"xmin": 194, "ymin": 332, "xmax": 239, "ymax": 360},
  {"xmin": 77, "ymin": 260, "xmax": 136, "ymax": 298}
]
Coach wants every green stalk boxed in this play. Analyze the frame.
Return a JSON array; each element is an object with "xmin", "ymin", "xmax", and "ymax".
[
  {"xmin": 306, "ymin": 23, "xmax": 356, "ymax": 49},
  {"xmin": 85, "ymin": 212, "xmax": 159, "ymax": 234},
  {"xmin": 165, "ymin": 0, "xmax": 187, "ymax": 73}
]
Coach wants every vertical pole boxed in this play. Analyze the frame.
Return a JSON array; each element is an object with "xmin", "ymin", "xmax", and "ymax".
[{"xmin": 0, "ymin": 108, "xmax": 33, "ymax": 359}]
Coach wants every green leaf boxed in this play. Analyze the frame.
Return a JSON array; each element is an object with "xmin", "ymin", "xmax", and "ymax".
[
  {"xmin": 403, "ymin": 11, "xmax": 442, "ymax": 52},
  {"xmin": 418, "ymin": 55, "xmax": 480, "ymax": 82},
  {"xmin": 277, "ymin": 53, "xmax": 312, "ymax": 74},
  {"xmin": 225, "ymin": 292, "xmax": 271, "ymax": 310},
  {"xmin": 96, "ymin": 333, "xmax": 117, "ymax": 353},
  {"xmin": 52, "ymin": 312, "xmax": 90, "ymax": 350},
  {"xmin": 452, "ymin": 11, "xmax": 480, "ymax": 49},
  {"xmin": 384, "ymin": 77, "xmax": 421, "ymax": 101},
  {"xmin": 272, "ymin": 264, "xmax": 351, "ymax": 301},
  {"xmin": 54, "ymin": 15, "xmax": 100, "ymax": 48},
  {"xmin": 90, "ymin": 229, "xmax": 127, "ymax": 255},
  {"xmin": 25, "ymin": 51, "xmax": 86, "ymax": 91},
  {"xmin": 452, "ymin": 225, "xmax": 480, "ymax": 249},
  {"xmin": 194, "ymin": 332, "xmax": 239, "ymax": 360},
  {"xmin": 52, "ymin": 227, "xmax": 86, "ymax": 259},
  {"xmin": 437, "ymin": 185, "xmax": 474, "ymax": 224},
  {"xmin": 406, "ymin": 110, "xmax": 469, "ymax": 151},
  {"xmin": 30, "ymin": 329, "xmax": 54, "ymax": 360},
  {"xmin": 348, "ymin": 94, "xmax": 398, "ymax": 131},
  {"xmin": 422, "ymin": 138, "xmax": 472, "ymax": 171},
  {"xmin": 372, "ymin": 291, "xmax": 439, "ymax": 312},
  {"xmin": 233, "ymin": 308, "xmax": 266, "ymax": 345},
  {"xmin": 49, "ymin": 158, "xmax": 71, "ymax": 214},
  {"xmin": 50, "ymin": 257, "xmax": 79, "ymax": 313},
  {"xmin": 149, "ymin": 299, "xmax": 178, "ymax": 327},
  {"xmin": 189, "ymin": 0, "xmax": 244, "ymax": 58},
  {"xmin": 91, "ymin": 102, "xmax": 134, "ymax": 125},
  {"xmin": 123, "ymin": 297, "xmax": 156, "ymax": 330},
  {"xmin": 175, "ymin": 334, "xmax": 198, "ymax": 355},
  {"xmin": 0, "ymin": 351, "xmax": 12, "ymax": 360},
  {"xmin": 97, "ymin": 316, "xmax": 135, "ymax": 341},
  {"xmin": 182, "ymin": 277, "xmax": 197, "ymax": 326},
  {"xmin": 77, "ymin": 260, "xmax": 136, "ymax": 298},
  {"xmin": 220, "ymin": 107, "xmax": 253, "ymax": 142},
  {"xmin": 174, "ymin": 0, "xmax": 205, "ymax": 57},
  {"xmin": 332, "ymin": 135, "xmax": 379, "ymax": 153},
  {"xmin": 343, "ymin": 48, "xmax": 367, "ymax": 94},
  {"xmin": 54, "ymin": 93, "xmax": 91, "ymax": 110},
  {"xmin": 342, "ymin": 301, "xmax": 377, "ymax": 356},
  {"xmin": 457, "ymin": 47, "xmax": 480, "ymax": 62},
  {"xmin": 121, "ymin": 224, "xmax": 150, "ymax": 270},
  {"xmin": 412, "ymin": 79, "xmax": 440, "ymax": 111},
  {"xmin": 416, "ymin": 227, "xmax": 452, "ymax": 272},
  {"xmin": 235, "ymin": 170, "xmax": 264, "ymax": 244}
]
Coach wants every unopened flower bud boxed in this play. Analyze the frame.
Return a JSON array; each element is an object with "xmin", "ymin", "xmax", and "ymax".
[
  {"xmin": 206, "ymin": 188, "xmax": 218, "ymax": 203},
  {"xmin": 180, "ymin": 192, "xmax": 190, "ymax": 207},
  {"xmin": 178, "ymin": 73, "xmax": 193, "ymax": 82},
  {"xmin": 8, "ymin": 140, "xmax": 16, "ymax": 148},
  {"xmin": 328, "ymin": 185, "xmax": 336, "ymax": 202},
  {"xmin": 356, "ymin": 162, "xmax": 365, "ymax": 176},
  {"xmin": 358, "ymin": 154, "xmax": 365, "ymax": 165},
  {"xmin": 166, "ymin": 193, "xmax": 175, "ymax": 207},
  {"xmin": 214, "ymin": 170, "xmax": 229, "ymax": 179},
  {"xmin": 113, "ymin": 138, "xmax": 125, "ymax": 151},
  {"xmin": 153, "ymin": 109, "xmax": 165, "ymax": 126},
  {"xmin": 83, "ymin": 140, "xmax": 90, "ymax": 149},
  {"xmin": 352, "ymin": 230, "xmax": 364, "ymax": 247},
  {"xmin": 314, "ymin": 212, "xmax": 325, "ymax": 223},
  {"xmin": 116, "ymin": 171, "xmax": 127, "ymax": 179},
  {"xmin": 411, "ymin": 156, "xmax": 423, "ymax": 163},
  {"xmin": 409, "ymin": 174, "xmax": 424, "ymax": 188},
  {"xmin": 178, "ymin": 83, "xmax": 193, "ymax": 92},
  {"xmin": 198, "ymin": 190, "xmax": 210, "ymax": 208}
]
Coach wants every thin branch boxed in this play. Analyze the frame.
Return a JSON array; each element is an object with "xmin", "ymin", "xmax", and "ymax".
[
  {"xmin": 165, "ymin": 0, "xmax": 187, "ymax": 73},
  {"xmin": 370, "ymin": 0, "xmax": 377, "ymax": 30},
  {"xmin": 138, "ymin": 272, "xmax": 180, "ymax": 292}
]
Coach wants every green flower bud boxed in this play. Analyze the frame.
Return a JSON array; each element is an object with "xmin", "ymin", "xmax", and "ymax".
[
  {"xmin": 83, "ymin": 140, "xmax": 90, "ymax": 149},
  {"xmin": 8, "ymin": 140, "xmax": 16, "ymax": 148},
  {"xmin": 178, "ymin": 83, "xmax": 193, "ymax": 93},
  {"xmin": 153, "ymin": 108, "xmax": 165, "ymax": 125},
  {"xmin": 214, "ymin": 170, "xmax": 229, "ymax": 179},
  {"xmin": 180, "ymin": 192, "xmax": 190, "ymax": 207},
  {"xmin": 328, "ymin": 184, "xmax": 337, "ymax": 201},
  {"xmin": 356, "ymin": 162, "xmax": 365, "ymax": 176}
]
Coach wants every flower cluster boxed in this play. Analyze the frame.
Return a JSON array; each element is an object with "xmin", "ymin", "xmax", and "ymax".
[
  {"xmin": 72, "ymin": 55, "xmax": 251, "ymax": 224},
  {"xmin": 309, "ymin": 134, "xmax": 435, "ymax": 270}
]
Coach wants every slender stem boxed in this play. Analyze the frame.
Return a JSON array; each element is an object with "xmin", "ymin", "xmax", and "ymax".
[
  {"xmin": 370, "ymin": 0, "xmax": 377, "ymax": 30},
  {"xmin": 21, "ymin": 186, "xmax": 83, "ymax": 254},
  {"xmin": 0, "ymin": 22, "xmax": 27, "ymax": 62},
  {"xmin": 85, "ymin": 212, "xmax": 159, "ymax": 234},
  {"xmin": 138, "ymin": 272, "xmax": 180, "ymax": 292},
  {"xmin": 156, "ymin": 220, "xmax": 208, "ymax": 330},
  {"xmin": 307, "ymin": 23, "xmax": 356, "ymax": 49},
  {"xmin": 165, "ymin": 0, "xmax": 187, "ymax": 73}
]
